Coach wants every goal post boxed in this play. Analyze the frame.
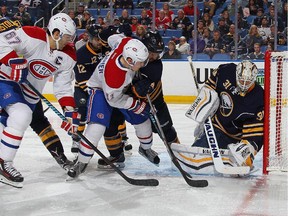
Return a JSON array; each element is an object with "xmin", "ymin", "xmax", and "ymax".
[{"xmin": 263, "ymin": 51, "xmax": 288, "ymax": 174}]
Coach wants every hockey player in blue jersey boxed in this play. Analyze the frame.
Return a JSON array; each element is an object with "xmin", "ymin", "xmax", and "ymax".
[{"xmin": 171, "ymin": 60, "xmax": 264, "ymax": 175}]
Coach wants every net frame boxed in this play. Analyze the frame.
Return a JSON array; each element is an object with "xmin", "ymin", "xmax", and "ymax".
[{"xmin": 263, "ymin": 51, "xmax": 288, "ymax": 174}]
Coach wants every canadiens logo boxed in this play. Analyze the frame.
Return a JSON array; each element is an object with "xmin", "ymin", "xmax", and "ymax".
[
  {"xmin": 219, "ymin": 92, "xmax": 233, "ymax": 117},
  {"xmin": 29, "ymin": 60, "xmax": 57, "ymax": 79},
  {"xmin": 97, "ymin": 113, "xmax": 104, "ymax": 119},
  {"xmin": 3, "ymin": 93, "xmax": 11, "ymax": 99}
]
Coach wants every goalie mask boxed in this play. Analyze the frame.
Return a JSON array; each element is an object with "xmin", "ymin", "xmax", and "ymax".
[{"xmin": 236, "ymin": 60, "xmax": 258, "ymax": 96}]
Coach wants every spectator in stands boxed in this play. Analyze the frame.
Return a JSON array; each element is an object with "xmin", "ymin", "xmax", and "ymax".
[
  {"xmin": 216, "ymin": 17, "xmax": 229, "ymax": 36},
  {"xmin": 163, "ymin": 40, "xmax": 182, "ymax": 59},
  {"xmin": 266, "ymin": 42, "xmax": 274, "ymax": 52},
  {"xmin": 92, "ymin": 0, "xmax": 109, "ymax": 9},
  {"xmin": 226, "ymin": 35, "xmax": 248, "ymax": 59},
  {"xmin": 202, "ymin": 12, "xmax": 215, "ymax": 32},
  {"xmin": 266, "ymin": 5, "xmax": 285, "ymax": 32},
  {"xmin": 223, "ymin": 24, "xmax": 236, "ymax": 44},
  {"xmin": 13, "ymin": 4, "xmax": 32, "ymax": 26},
  {"xmin": 176, "ymin": 36, "xmax": 190, "ymax": 54},
  {"xmin": 80, "ymin": 10, "xmax": 95, "ymax": 29},
  {"xmin": 237, "ymin": 12, "xmax": 250, "ymax": 30},
  {"xmin": 134, "ymin": 25, "xmax": 146, "ymax": 40},
  {"xmin": 75, "ymin": 30, "xmax": 89, "ymax": 50},
  {"xmin": 75, "ymin": 3, "xmax": 85, "ymax": 19},
  {"xmin": 97, "ymin": 16, "xmax": 107, "ymax": 28},
  {"xmin": 267, "ymin": 24, "xmax": 287, "ymax": 46},
  {"xmin": 0, "ymin": 5, "xmax": 12, "ymax": 19},
  {"xmin": 204, "ymin": 0, "xmax": 216, "ymax": 17},
  {"xmin": 119, "ymin": 9, "xmax": 132, "ymax": 25},
  {"xmin": 147, "ymin": 2, "xmax": 159, "ymax": 18},
  {"xmin": 138, "ymin": 9, "xmax": 151, "ymax": 28},
  {"xmin": 202, "ymin": 27, "xmax": 212, "ymax": 44},
  {"xmin": 280, "ymin": 2, "xmax": 287, "ymax": 27},
  {"xmin": 68, "ymin": 9, "xmax": 82, "ymax": 29},
  {"xmin": 245, "ymin": 0, "xmax": 259, "ymax": 16},
  {"xmin": 241, "ymin": 24, "xmax": 263, "ymax": 53},
  {"xmin": 19, "ymin": 0, "xmax": 32, "ymax": 7},
  {"xmin": 114, "ymin": 0, "xmax": 133, "ymax": 9},
  {"xmin": 130, "ymin": 16, "xmax": 140, "ymax": 33},
  {"xmin": 188, "ymin": 30, "xmax": 206, "ymax": 54},
  {"xmin": 222, "ymin": 10, "xmax": 234, "ymax": 26},
  {"xmin": 172, "ymin": 9, "xmax": 193, "ymax": 40},
  {"xmin": 196, "ymin": 19, "xmax": 205, "ymax": 38},
  {"xmin": 246, "ymin": 42, "xmax": 264, "ymax": 59},
  {"xmin": 258, "ymin": 16, "xmax": 271, "ymax": 44},
  {"xmin": 253, "ymin": 8, "xmax": 264, "ymax": 27},
  {"xmin": 203, "ymin": 29, "xmax": 226, "ymax": 58},
  {"xmin": 183, "ymin": 0, "xmax": 200, "ymax": 17},
  {"xmin": 222, "ymin": 0, "xmax": 243, "ymax": 17},
  {"xmin": 162, "ymin": 2, "xmax": 174, "ymax": 21},
  {"xmin": 112, "ymin": 16, "xmax": 121, "ymax": 27},
  {"xmin": 168, "ymin": 0, "xmax": 186, "ymax": 9},
  {"xmin": 155, "ymin": 9, "xmax": 171, "ymax": 30}
]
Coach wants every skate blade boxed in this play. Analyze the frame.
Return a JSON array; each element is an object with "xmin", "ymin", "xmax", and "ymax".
[
  {"xmin": 138, "ymin": 151, "xmax": 160, "ymax": 167},
  {"xmin": 65, "ymin": 175, "xmax": 77, "ymax": 182},
  {"xmin": 0, "ymin": 177, "xmax": 23, "ymax": 188},
  {"xmin": 124, "ymin": 150, "xmax": 133, "ymax": 156}
]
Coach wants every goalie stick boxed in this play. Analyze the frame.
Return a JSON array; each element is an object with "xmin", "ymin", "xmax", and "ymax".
[
  {"xmin": 146, "ymin": 95, "xmax": 208, "ymax": 187},
  {"xmin": 187, "ymin": 56, "xmax": 199, "ymax": 91},
  {"xmin": 204, "ymin": 117, "xmax": 250, "ymax": 175},
  {"xmin": 26, "ymin": 81, "xmax": 159, "ymax": 187}
]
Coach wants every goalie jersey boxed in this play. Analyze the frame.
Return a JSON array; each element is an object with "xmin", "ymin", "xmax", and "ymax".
[{"xmin": 206, "ymin": 63, "xmax": 264, "ymax": 151}]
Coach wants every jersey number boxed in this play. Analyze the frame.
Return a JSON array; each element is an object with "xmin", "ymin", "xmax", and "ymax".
[
  {"xmin": 77, "ymin": 64, "xmax": 87, "ymax": 73},
  {"xmin": 5, "ymin": 31, "xmax": 21, "ymax": 44}
]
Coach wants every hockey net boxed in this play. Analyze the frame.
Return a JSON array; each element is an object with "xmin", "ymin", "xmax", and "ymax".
[{"xmin": 263, "ymin": 51, "xmax": 288, "ymax": 174}]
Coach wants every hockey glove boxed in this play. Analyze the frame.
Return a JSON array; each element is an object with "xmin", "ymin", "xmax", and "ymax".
[
  {"xmin": 132, "ymin": 78, "xmax": 154, "ymax": 98},
  {"xmin": 228, "ymin": 140, "xmax": 257, "ymax": 169},
  {"xmin": 61, "ymin": 109, "xmax": 81, "ymax": 135},
  {"xmin": 129, "ymin": 99, "xmax": 150, "ymax": 116},
  {"xmin": 9, "ymin": 58, "xmax": 29, "ymax": 83}
]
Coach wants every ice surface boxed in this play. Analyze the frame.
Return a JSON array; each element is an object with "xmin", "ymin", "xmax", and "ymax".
[{"xmin": 0, "ymin": 104, "xmax": 287, "ymax": 216}]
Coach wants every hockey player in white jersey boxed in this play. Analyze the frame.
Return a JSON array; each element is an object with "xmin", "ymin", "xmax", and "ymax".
[
  {"xmin": 171, "ymin": 61, "xmax": 264, "ymax": 175},
  {"xmin": 67, "ymin": 35, "xmax": 160, "ymax": 178},
  {"xmin": 0, "ymin": 13, "xmax": 80, "ymax": 188}
]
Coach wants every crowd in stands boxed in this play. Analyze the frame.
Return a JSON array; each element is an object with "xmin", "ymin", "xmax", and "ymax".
[{"xmin": 1, "ymin": 0, "xmax": 287, "ymax": 60}]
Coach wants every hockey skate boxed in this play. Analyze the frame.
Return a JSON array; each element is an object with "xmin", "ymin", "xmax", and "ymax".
[
  {"xmin": 67, "ymin": 160, "xmax": 87, "ymax": 178},
  {"xmin": 0, "ymin": 158, "xmax": 24, "ymax": 188},
  {"xmin": 138, "ymin": 146, "xmax": 160, "ymax": 165},
  {"xmin": 54, "ymin": 153, "xmax": 74, "ymax": 171},
  {"xmin": 122, "ymin": 137, "xmax": 132, "ymax": 155},
  {"xmin": 97, "ymin": 152, "xmax": 125, "ymax": 169}
]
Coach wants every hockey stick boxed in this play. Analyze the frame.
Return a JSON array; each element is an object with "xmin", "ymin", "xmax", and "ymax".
[
  {"xmin": 26, "ymin": 81, "xmax": 159, "ymax": 186},
  {"xmin": 187, "ymin": 56, "xmax": 200, "ymax": 91},
  {"xmin": 147, "ymin": 95, "xmax": 208, "ymax": 187},
  {"xmin": 204, "ymin": 117, "xmax": 250, "ymax": 175},
  {"xmin": 43, "ymin": 106, "xmax": 49, "ymax": 113}
]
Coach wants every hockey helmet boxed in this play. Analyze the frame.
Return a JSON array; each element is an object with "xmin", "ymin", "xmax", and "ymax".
[
  {"xmin": 98, "ymin": 25, "xmax": 118, "ymax": 48},
  {"xmin": 123, "ymin": 39, "xmax": 149, "ymax": 67},
  {"xmin": 47, "ymin": 13, "xmax": 76, "ymax": 42},
  {"xmin": 117, "ymin": 23, "xmax": 132, "ymax": 37},
  {"xmin": 142, "ymin": 31, "xmax": 164, "ymax": 54},
  {"xmin": 236, "ymin": 60, "xmax": 258, "ymax": 96},
  {"xmin": 87, "ymin": 24, "xmax": 102, "ymax": 39}
]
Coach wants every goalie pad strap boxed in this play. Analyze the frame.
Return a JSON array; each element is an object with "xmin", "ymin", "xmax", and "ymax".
[{"xmin": 185, "ymin": 86, "xmax": 219, "ymax": 123}]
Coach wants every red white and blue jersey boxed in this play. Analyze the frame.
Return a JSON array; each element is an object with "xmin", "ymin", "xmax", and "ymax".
[
  {"xmin": 0, "ymin": 19, "xmax": 76, "ymax": 107},
  {"xmin": 87, "ymin": 35, "xmax": 136, "ymax": 109}
]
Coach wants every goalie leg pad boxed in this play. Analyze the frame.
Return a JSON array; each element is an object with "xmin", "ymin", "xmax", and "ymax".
[
  {"xmin": 185, "ymin": 86, "xmax": 219, "ymax": 123},
  {"xmin": 171, "ymin": 143, "xmax": 232, "ymax": 175}
]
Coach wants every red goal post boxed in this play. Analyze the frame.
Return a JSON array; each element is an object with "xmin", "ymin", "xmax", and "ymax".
[{"xmin": 263, "ymin": 51, "xmax": 288, "ymax": 174}]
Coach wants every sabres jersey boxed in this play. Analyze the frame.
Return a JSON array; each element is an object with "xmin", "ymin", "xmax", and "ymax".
[
  {"xmin": 0, "ymin": 19, "xmax": 76, "ymax": 107},
  {"xmin": 206, "ymin": 63, "xmax": 264, "ymax": 150},
  {"xmin": 74, "ymin": 42, "xmax": 107, "ymax": 92}
]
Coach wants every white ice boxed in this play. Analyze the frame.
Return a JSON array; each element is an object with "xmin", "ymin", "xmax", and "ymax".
[{"xmin": 0, "ymin": 104, "xmax": 287, "ymax": 216}]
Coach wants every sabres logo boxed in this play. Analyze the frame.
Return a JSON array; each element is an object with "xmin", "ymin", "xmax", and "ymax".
[{"xmin": 219, "ymin": 92, "xmax": 233, "ymax": 117}]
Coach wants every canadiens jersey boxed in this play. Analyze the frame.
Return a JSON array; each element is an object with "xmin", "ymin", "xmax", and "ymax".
[
  {"xmin": 206, "ymin": 63, "xmax": 264, "ymax": 150},
  {"xmin": 74, "ymin": 42, "xmax": 106, "ymax": 92},
  {"xmin": 87, "ymin": 36, "xmax": 136, "ymax": 109},
  {"xmin": 0, "ymin": 19, "xmax": 76, "ymax": 107}
]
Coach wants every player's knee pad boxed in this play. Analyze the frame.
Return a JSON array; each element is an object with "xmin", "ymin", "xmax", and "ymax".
[
  {"xmin": 171, "ymin": 143, "xmax": 232, "ymax": 175},
  {"xmin": 6, "ymin": 103, "xmax": 32, "ymax": 132}
]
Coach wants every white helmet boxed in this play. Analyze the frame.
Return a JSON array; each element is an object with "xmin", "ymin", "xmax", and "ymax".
[
  {"xmin": 236, "ymin": 60, "xmax": 258, "ymax": 96},
  {"xmin": 47, "ymin": 13, "xmax": 76, "ymax": 46},
  {"xmin": 123, "ymin": 39, "xmax": 149, "ymax": 67}
]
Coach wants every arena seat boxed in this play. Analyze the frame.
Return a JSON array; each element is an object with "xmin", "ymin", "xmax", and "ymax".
[{"xmin": 212, "ymin": 53, "xmax": 231, "ymax": 60}]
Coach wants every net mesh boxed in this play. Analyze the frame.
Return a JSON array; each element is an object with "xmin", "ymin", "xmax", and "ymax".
[{"xmin": 266, "ymin": 51, "xmax": 288, "ymax": 172}]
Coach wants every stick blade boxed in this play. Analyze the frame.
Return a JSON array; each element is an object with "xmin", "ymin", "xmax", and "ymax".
[{"xmin": 128, "ymin": 178, "xmax": 159, "ymax": 186}]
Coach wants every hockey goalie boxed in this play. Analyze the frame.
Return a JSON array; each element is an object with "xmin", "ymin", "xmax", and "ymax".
[{"xmin": 171, "ymin": 60, "xmax": 264, "ymax": 175}]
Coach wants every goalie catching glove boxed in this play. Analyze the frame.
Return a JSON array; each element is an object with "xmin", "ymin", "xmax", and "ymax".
[
  {"xmin": 228, "ymin": 140, "xmax": 257, "ymax": 169},
  {"xmin": 9, "ymin": 58, "xmax": 29, "ymax": 83},
  {"xmin": 61, "ymin": 107, "xmax": 81, "ymax": 135}
]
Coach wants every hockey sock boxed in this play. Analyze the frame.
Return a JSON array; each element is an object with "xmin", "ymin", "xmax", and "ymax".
[{"xmin": 104, "ymin": 133, "xmax": 124, "ymax": 157}]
